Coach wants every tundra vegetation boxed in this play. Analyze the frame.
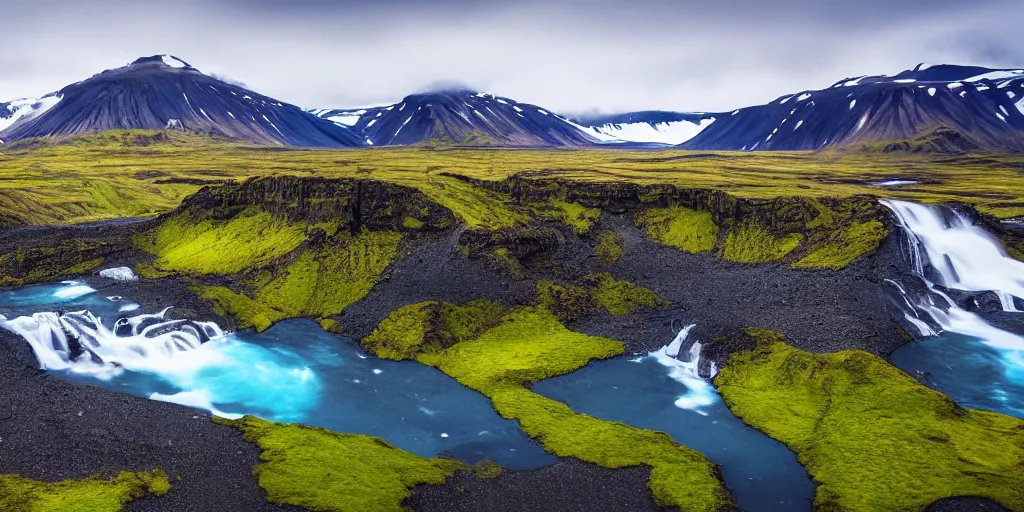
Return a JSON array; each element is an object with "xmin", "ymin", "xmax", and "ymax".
[
  {"xmin": 716, "ymin": 329, "xmax": 1024, "ymax": 512},
  {"xmin": 0, "ymin": 470, "xmax": 170, "ymax": 512}
]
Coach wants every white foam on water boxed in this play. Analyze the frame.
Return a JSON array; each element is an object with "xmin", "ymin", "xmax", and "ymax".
[
  {"xmin": 882, "ymin": 200, "xmax": 1024, "ymax": 380},
  {"xmin": 0, "ymin": 303, "xmax": 321, "ymax": 421},
  {"xmin": 882, "ymin": 200, "xmax": 1024, "ymax": 306},
  {"xmin": 54, "ymin": 285, "xmax": 96, "ymax": 299},
  {"xmin": 152, "ymin": 390, "xmax": 241, "ymax": 419},
  {"xmin": 649, "ymin": 325, "xmax": 719, "ymax": 415}
]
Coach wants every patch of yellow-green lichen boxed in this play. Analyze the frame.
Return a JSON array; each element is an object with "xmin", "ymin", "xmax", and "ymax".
[
  {"xmin": 215, "ymin": 416, "xmax": 461, "ymax": 512},
  {"xmin": 638, "ymin": 206, "xmax": 719, "ymax": 253},
  {"xmin": 721, "ymin": 218, "xmax": 803, "ymax": 263},
  {"xmin": 716, "ymin": 329, "xmax": 1024, "ymax": 512},
  {"xmin": 0, "ymin": 470, "xmax": 170, "ymax": 512}
]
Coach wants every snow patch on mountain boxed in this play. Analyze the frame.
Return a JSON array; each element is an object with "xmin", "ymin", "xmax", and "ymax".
[
  {"xmin": 0, "ymin": 95, "xmax": 63, "ymax": 134},
  {"xmin": 161, "ymin": 55, "xmax": 189, "ymax": 69},
  {"xmin": 572, "ymin": 118, "xmax": 713, "ymax": 145}
]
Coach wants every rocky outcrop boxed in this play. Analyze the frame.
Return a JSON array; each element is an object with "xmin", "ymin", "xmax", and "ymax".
[{"xmin": 176, "ymin": 176, "xmax": 456, "ymax": 234}]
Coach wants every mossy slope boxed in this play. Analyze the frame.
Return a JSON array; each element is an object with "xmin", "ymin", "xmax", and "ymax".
[
  {"xmin": 636, "ymin": 197, "xmax": 887, "ymax": 269},
  {"xmin": 136, "ymin": 177, "xmax": 451, "ymax": 331},
  {"xmin": 365, "ymin": 305, "xmax": 733, "ymax": 511},
  {"xmin": 715, "ymin": 329, "xmax": 1024, "ymax": 512},
  {"xmin": 215, "ymin": 416, "xmax": 461, "ymax": 512},
  {"xmin": 0, "ymin": 470, "xmax": 170, "ymax": 512}
]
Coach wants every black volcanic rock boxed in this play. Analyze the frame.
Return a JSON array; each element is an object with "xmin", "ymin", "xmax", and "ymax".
[
  {"xmin": 682, "ymin": 64, "xmax": 1024, "ymax": 152},
  {"xmin": 311, "ymin": 89, "xmax": 597, "ymax": 147},
  {"xmin": 0, "ymin": 55, "xmax": 365, "ymax": 147}
]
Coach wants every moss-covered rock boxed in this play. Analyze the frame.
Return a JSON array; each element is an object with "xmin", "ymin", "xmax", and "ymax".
[
  {"xmin": 595, "ymin": 230, "xmax": 624, "ymax": 267},
  {"xmin": 0, "ymin": 238, "xmax": 127, "ymax": 287},
  {"xmin": 716, "ymin": 329, "xmax": 1024, "ymax": 512},
  {"xmin": 793, "ymin": 220, "xmax": 888, "ymax": 270},
  {"xmin": 636, "ymin": 206, "xmax": 719, "ymax": 254},
  {"xmin": 721, "ymin": 218, "xmax": 803, "ymax": 263},
  {"xmin": 632, "ymin": 194, "xmax": 887, "ymax": 268},
  {"xmin": 458, "ymin": 226, "xmax": 559, "ymax": 277},
  {"xmin": 0, "ymin": 470, "xmax": 170, "ymax": 512},
  {"xmin": 361, "ymin": 300, "xmax": 506, "ymax": 360},
  {"xmin": 216, "ymin": 416, "xmax": 462, "ymax": 512},
  {"xmin": 536, "ymin": 273, "xmax": 666, "ymax": 321}
]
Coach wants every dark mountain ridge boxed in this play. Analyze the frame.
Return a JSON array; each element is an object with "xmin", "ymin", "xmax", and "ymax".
[
  {"xmin": 311, "ymin": 89, "xmax": 598, "ymax": 147},
  {"xmin": 0, "ymin": 55, "xmax": 366, "ymax": 147},
  {"xmin": 681, "ymin": 64, "xmax": 1024, "ymax": 152}
]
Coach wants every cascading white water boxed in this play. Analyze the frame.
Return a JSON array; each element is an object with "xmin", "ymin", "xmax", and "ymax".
[
  {"xmin": 881, "ymin": 200, "xmax": 1024, "ymax": 353},
  {"xmin": 0, "ymin": 281, "xmax": 323, "ymax": 420},
  {"xmin": 0, "ymin": 306, "xmax": 224, "ymax": 379},
  {"xmin": 883, "ymin": 200, "xmax": 1024, "ymax": 311},
  {"xmin": 647, "ymin": 324, "xmax": 719, "ymax": 415}
]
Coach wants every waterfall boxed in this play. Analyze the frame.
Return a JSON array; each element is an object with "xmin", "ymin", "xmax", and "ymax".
[
  {"xmin": 649, "ymin": 324, "xmax": 719, "ymax": 415},
  {"xmin": 882, "ymin": 200, "xmax": 1024, "ymax": 312},
  {"xmin": 881, "ymin": 200, "xmax": 1024, "ymax": 353},
  {"xmin": 0, "ymin": 307, "xmax": 224, "ymax": 379}
]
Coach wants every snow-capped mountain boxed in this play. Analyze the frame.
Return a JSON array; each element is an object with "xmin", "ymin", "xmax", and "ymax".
[
  {"xmin": 681, "ymin": 64, "xmax": 1024, "ymax": 151},
  {"xmin": 0, "ymin": 55, "xmax": 366, "ymax": 147},
  {"xmin": 310, "ymin": 89, "xmax": 597, "ymax": 146},
  {"xmin": 571, "ymin": 111, "xmax": 717, "ymax": 145},
  {"xmin": 0, "ymin": 95, "xmax": 63, "ymax": 140}
]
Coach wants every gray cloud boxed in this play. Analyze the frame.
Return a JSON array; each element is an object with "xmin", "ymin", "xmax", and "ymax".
[{"xmin": 1, "ymin": 0, "xmax": 1021, "ymax": 115}]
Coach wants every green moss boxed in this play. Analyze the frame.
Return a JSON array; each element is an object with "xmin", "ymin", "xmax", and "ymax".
[
  {"xmin": 638, "ymin": 206, "xmax": 719, "ymax": 253},
  {"xmin": 401, "ymin": 216, "xmax": 424, "ymax": 229},
  {"xmin": 793, "ymin": 220, "xmax": 888, "ymax": 270},
  {"xmin": 137, "ymin": 209, "xmax": 307, "ymax": 275},
  {"xmin": 439, "ymin": 300, "xmax": 507, "ymax": 342},
  {"xmin": 361, "ymin": 300, "xmax": 505, "ymax": 361},
  {"xmin": 545, "ymin": 198, "xmax": 601, "ymax": 234},
  {"xmin": 255, "ymin": 231, "xmax": 403, "ymax": 319},
  {"xmin": 536, "ymin": 274, "xmax": 664, "ymax": 320},
  {"xmin": 133, "ymin": 263, "xmax": 173, "ymax": 280},
  {"xmin": 715, "ymin": 331, "xmax": 1024, "ymax": 512},
  {"xmin": 535, "ymin": 280, "xmax": 596, "ymax": 321},
  {"xmin": 63, "ymin": 257, "xmax": 103, "ymax": 276},
  {"xmin": 486, "ymin": 247, "xmax": 524, "ymax": 279},
  {"xmin": 193, "ymin": 231, "xmax": 403, "ymax": 331},
  {"xmin": 588, "ymin": 272, "xmax": 666, "ymax": 315},
  {"xmin": 722, "ymin": 218, "xmax": 803, "ymax": 263},
  {"xmin": 215, "ymin": 416, "xmax": 461, "ymax": 512},
  {"xmin": 318, "ymin": 318, "xmax": 343, "ymax": 333},
  {"xmin": 403, "ymin": 307, "xmax": 731, "ymax": 511},
  {"xmin": 595, "ymin": 230, "xmax": 624, "ymax": 267},
  {"xmin": 191, "ymin": 285, "xmax": 279, "ymax": 332},
  {"xmin": 362, "ymin": 302, "xmax": 436, "ymax": 360},
  {"xmin": 471, "ymin": 460, "xmax": 503, "ymax": 480},
  {"xmin": 0, "ymin": 470, "xmax": 170, "ymax": 512}
]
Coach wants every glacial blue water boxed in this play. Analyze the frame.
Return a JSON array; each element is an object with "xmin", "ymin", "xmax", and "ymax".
[
  {"xmin": 533, "ymin": 355, "xmax": 815, "ymax": 512},
  {"xmin": 891, "ymin": 332, "xmax": 1024, "ymax": 419},
  {"xmin": 0, "ymin": 282, "xmax": 555, "ymax": 469}
]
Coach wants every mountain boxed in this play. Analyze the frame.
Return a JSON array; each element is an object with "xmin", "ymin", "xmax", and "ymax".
[
  {"xmin": 571, "ymin": 111, "xmax": 717, "ymax": 145},
  {"xmin": 0, "ymin": 55, "xmax": 366, "ymax": 147},
  {"xmin": 0, "ymin": 95, "xmax": 63, "ymax": 141},
  {"xmin": 681, "ymin": 64, "xmax": 1024, "ymax": 151},
  {"xmin": 310, "ymin": 89, "xmax": 597, "ymax": 146}
]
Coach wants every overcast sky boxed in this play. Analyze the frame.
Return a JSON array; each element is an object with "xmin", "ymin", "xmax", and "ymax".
[{"xmin": 2, "ymin": 0, "xmax": 1022, "ymax": 115}]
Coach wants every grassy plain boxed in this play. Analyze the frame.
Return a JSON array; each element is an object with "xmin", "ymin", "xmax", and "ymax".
[{"xmin": 2, "ymin": 131, "xmax": 1024, "ymax": 228}]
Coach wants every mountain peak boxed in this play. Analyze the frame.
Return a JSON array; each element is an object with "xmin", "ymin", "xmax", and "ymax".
[{"xmin": 129, "ymin": 55, "xmax": 194, "ymax": 70}]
